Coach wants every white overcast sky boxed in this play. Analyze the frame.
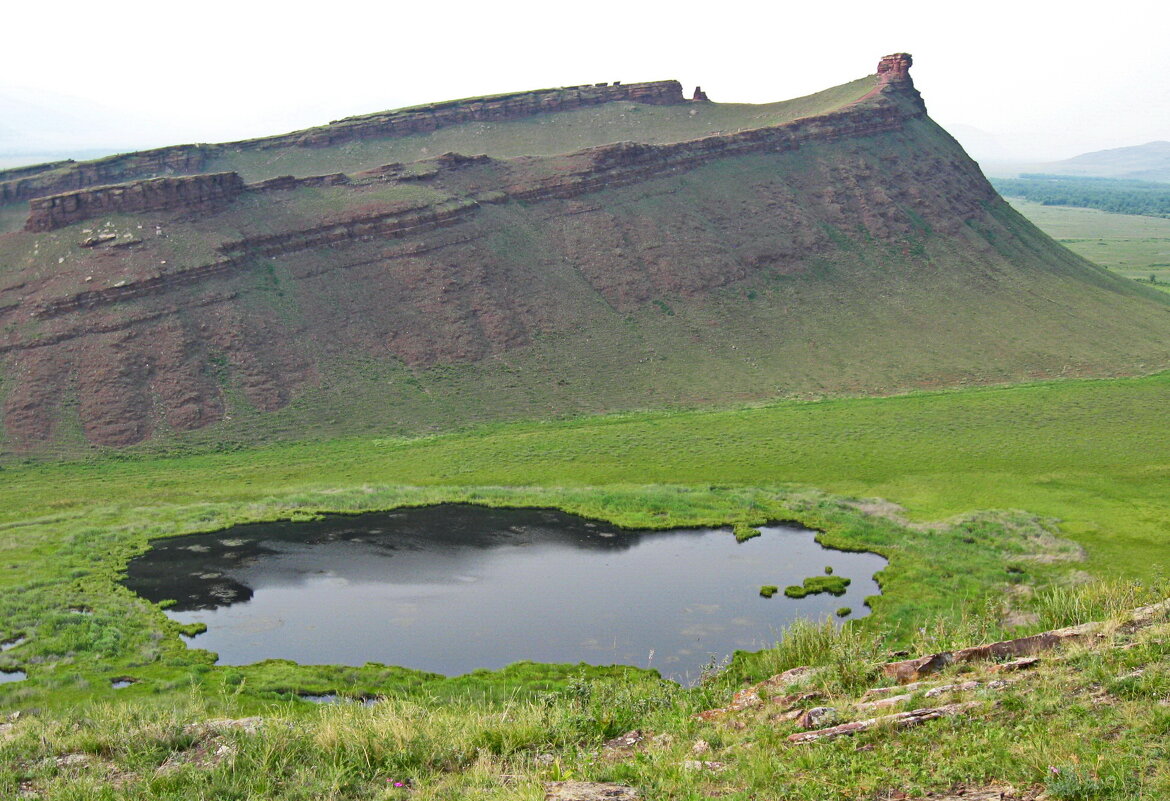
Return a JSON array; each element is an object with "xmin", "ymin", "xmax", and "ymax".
[{"xmin": 1, "ymin": 0, "xmax": 1167, "ymax": 164}]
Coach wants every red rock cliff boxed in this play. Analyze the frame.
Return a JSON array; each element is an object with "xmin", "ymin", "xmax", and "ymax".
[
  {"xmin": 0, "ymin": 146, "xmax": 209, "ymax": 205},
  {"xmin": 877, "ymin": 53, "xmax": 913, "ymax": 82},
  {"xmin": 24, "ymin": 172, "xmax": 245, "ymax": 232}
]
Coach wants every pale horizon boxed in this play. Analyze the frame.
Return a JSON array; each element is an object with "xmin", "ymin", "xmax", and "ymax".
[{"xmin": 3, "ymin": 0, "xmax": 1167, "ymax": 167}]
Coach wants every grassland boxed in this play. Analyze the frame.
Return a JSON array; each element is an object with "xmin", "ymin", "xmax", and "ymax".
[
  {"xmin": 7, "ymin": 370, "xmax": 1168, "ymax": 574},
  {"xmin": 3, "ymin": 359, "xmax": 1170, "ymax": 799},
  {"xmin": 2, "ymin": 370, "xmax": 1168, "ymax": 704},
  {"xmin": 1006, "ymin": 198, "xmax": 1170, "ymax": 283}
]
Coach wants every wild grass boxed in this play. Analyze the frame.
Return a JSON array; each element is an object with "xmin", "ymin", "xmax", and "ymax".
[
  {"xmin": 783, "ymin": 576, "xmax": 851, "ymax": 599},
  {"xmin": 3, "ymin": 580, "xmax": 1165, "ymax": 800}
]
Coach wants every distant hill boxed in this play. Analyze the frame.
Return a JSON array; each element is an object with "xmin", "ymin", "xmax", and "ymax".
[
  {"xmin": 1034, "ymin": 141, "xmax": 1170, "ymax": 183},
  {"xmin": 2, "ymin": 55, "xmax": 1170, "ymax": 454}
]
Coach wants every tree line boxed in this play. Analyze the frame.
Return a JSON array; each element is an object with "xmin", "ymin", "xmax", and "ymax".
[{"xmin": 990, "ymin": 174, "xmax": 1170, "ymax": 218}]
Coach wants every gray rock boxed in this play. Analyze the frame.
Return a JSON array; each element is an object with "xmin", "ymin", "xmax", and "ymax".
[{"xmin": 544, "ymin": 780, "xmax": 638, "ymax": 800}]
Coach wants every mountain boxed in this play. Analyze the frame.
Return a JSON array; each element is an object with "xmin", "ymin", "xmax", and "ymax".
[
  {"xmin": 1029, "ymin": 141, "xmax": 1170, "ymax": 183},
  {"xmin": 2, "ymin": 54, "xmax": 1169, "ymax": 453}
]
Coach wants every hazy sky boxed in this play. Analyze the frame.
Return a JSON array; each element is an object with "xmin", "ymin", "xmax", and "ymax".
[{"xmin": 2, "ymin": 0, "xmax": 1167, "ymax": 164}]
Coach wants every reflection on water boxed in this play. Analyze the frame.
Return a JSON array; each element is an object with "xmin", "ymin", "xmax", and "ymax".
[
  {"xmin": 124, "ymin": 504, "xmax": 886, "ymax": 683},
  {"xmin": 0, "ymin": 670, "xmax": 26, "ymax": 684}
]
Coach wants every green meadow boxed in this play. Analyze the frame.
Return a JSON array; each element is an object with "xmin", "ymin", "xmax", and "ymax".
[
  {"xmin": 6, "ymin": 369, "xmax": 1168, "ymax": 577},
  {"xmin": 2, "ymin": 369, "xmax": 1167, "ymax": 704},
  {"xmin": 3, "ymin": 371, "xmax": 1170, "ymax": 799},
  {"xmin": 1007, "ymin": 198, "xmax": 1170, "ymax": 283}
]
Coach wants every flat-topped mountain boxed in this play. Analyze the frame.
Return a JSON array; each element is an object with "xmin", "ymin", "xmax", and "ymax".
[{"xmin": 1, "ymin": 55, "xmax": 1168, "ymax": 453}]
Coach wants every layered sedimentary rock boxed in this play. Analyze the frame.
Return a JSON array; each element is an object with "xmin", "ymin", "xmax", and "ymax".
[
  {"xmin": 1, "ymin": 55, "xmax": 1166, "ymax": 449},
  {"xmin": 0, "ymin": 146, "xmax": 209, "ymax": 204},
  {"xmin": 0, "ymin": 81, "xmax": 686, "ymax": 204},
  {"xmin": 877, "ymin": 52, "xmax": 913, "ymax": 81},
  {"xmin": 25, "ymin": 173, "xmax": 245, "ymax": 232},
  {"xmin": 277, "ymin": 80, "xmax": 686, "ymax": 149},
  {"xmin": 19, "ymin": 84, "xmax": 915, "ymax": 237}
]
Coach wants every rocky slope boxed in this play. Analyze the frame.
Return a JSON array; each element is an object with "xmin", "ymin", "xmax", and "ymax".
[{"xmin": 2, "ymin": 54, "xmax": 1169, "ymax": 451}]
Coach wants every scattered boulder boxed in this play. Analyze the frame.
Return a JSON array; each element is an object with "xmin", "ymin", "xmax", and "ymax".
[
  {"xmin": 544, "ymin": 780, "xmax": 638, "ymax": 800},
  {"xmin": 925, "ymin": 680, "xmax": 982, "ymax": 698},
  {"xmin": 797, "ymin": 706, "xmax": 839, "ymax": 729},
  {"xmin": 864, "ymin": 680, "xmax": 935, "ymax": 700},
  {"xmin": 55, "ymin": 753, "xmax": 92, "ymax": 768},
  {"xmin": 903, "ymin": 782, "xmax": 1042, "ymax": 800},
  {"xmin": 601, "ymin": 730, "xmax": 646, "ymax": 759},
  {"xmin": 79, "ymin": 233, "xmax": 117, "ymax": 248},
  {"xmin": 681, "ymin": 759, "xmax": 727, "ymax": 772},
  {"xmin": 991, "ymin": 657, "xmax": 1040, "ymax": 674},
  {"xmin": 882, "ymin": 622, "xmax": 1099, "ymax": 683},
  {"xmin": 183, "ymin": 717, "xmax": 264, "ymax": 736},
  {"xmin": 883, "ymin": 652, "xmax": 955, "ymax": 683},
  {"xmin": 604, "ymin": 730, "xmax": 644, "ymax": 749},
  {"xmin": 856, "ymin": 693, "xmax": 914, "ymax": 713},
  {"xmin": 788, "ymin": 701, "xmax": 980, "ymax": 744},
  {"xmin": 156, "ymin": 740, "xmax": 237, "ymax": 774},
  {"xmin": 694, "ymin": 666, "xmax": 819, "ymax": 720}
]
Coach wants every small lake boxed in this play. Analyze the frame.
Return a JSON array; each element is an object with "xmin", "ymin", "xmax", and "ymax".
[
  {"xmin": 124, "ymin": 504, "xmax": 885, "ymax": 682},
  {"xmin": 0, "ymin": 669, "xmax": 27, "ymax": 684}
]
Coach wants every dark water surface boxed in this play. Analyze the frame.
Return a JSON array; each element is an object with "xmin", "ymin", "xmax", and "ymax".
[{"xmin": 124, "ymin": 504, "xmax": 885, "ymax": 682}]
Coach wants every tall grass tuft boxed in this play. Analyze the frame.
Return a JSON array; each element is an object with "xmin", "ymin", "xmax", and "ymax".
[
  {"xmin": 1032, "ymin": 578, "xmax": 1170, "ymax": 630},
  {"xmin": 733, "ymin": 618, "xmax": 883, "ymax": 694}
]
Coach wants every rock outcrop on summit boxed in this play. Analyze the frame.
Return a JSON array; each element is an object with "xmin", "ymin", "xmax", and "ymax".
[{"xmin": 1, "ymin": 55, "xmax": 1168, "ymax": 450}]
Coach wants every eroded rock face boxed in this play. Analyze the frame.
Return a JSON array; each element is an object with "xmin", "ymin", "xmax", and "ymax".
[
  {"xmin": 0, "ymin": 146, "xmax": 209, "ymax": 204},
  {"xmin": 25, "ymin": 173, "xmax": 245, "ymax": 232},
  {"xmin": 877, "ymin": 52, "xmax": 913, "ymax": 81}
]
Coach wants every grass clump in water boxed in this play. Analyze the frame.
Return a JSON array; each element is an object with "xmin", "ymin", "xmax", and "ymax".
[
  {"xmin": 734, "ymin": 523, "xmax": 761, "ymax": 542},
  {"xmin": 784, "ymin": 575, "xmax": 851, "ymax": 598},
  {"xmin": 759, "ymin": 585, "xmax": 779, "ymax": 598}
]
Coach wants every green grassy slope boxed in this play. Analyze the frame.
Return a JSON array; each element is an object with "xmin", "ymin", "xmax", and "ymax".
[{"xmin": 4, "ymin": 370, "xmax": 1169, "ymax": 578}]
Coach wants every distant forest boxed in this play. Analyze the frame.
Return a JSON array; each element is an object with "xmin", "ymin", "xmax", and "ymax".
[{"xmin": 990, "ymin": 174, "xmax": 1170, "ymax": 218}]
